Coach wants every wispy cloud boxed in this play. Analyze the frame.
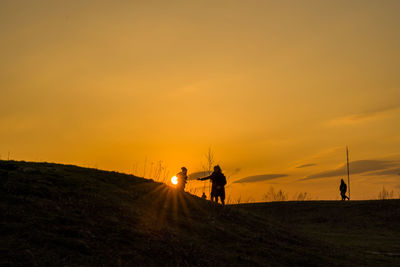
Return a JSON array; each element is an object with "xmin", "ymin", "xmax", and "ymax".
[
  {"xmin": 363, "ymin": 167, "xmax": 400, "ymax": 176},
  {"xmin": 302, "ymin": 160, "xmax": 398, "ymax": 180},
  {"xmin": 293, "ymin": 146, "xmax": 342, "ymax": 166},
  {"xmin": 327, "ymin": 105, "xmax": 400, "ymax": 126},
  {"xmin": 228, "ymin": 168, "xmax": 241, "ymax": 176},
  {"xmin": 233, "ymin": 174, "xmax": 287, "ymax": 183},
  {"xmin": 296, "ymin": 163, "xmax": 316, "ymax": 168}
]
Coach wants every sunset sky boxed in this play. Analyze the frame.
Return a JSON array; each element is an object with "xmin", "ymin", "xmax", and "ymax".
[{"xmin": 1, "ymin": 0, "xmax": 399, "ymax": 201}]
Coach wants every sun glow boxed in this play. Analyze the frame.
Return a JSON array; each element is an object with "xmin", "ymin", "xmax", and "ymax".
[{"xmin": 171, "ymin": 176, "xmax": 178, "ymax": 185}]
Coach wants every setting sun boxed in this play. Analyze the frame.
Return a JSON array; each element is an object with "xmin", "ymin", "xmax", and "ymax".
[{"xmin": 171, "ymin": 176, "xmax": 178, "ymax": 185}]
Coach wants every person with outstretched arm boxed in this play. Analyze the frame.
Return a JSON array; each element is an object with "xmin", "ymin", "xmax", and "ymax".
[{"xmin": 197, "ymin": 165, "xmax": 227, "ymax": 205}]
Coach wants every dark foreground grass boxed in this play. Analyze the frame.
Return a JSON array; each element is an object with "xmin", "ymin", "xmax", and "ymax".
[
  {"xmin": 1, "ymin": 160, "xmax": 399, "ymax": 266},
  {"xmin": 236, "ymin": 200, "xmax": 400, "ymax": 264}
]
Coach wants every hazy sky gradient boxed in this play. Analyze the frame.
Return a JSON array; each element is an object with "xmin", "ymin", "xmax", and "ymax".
[{"xmin": 1, "ymin": 0, "xmax": 399, "ymax": 201}]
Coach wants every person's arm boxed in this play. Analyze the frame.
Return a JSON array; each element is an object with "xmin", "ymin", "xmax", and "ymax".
[{"xmin": 197, "ymin": 174, "xmax": 212, "ymax": 181}]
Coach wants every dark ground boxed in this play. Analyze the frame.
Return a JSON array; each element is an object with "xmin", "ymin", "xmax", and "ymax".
[{"xmin": 1, "ymin": 160, "xmax": 399, "ymax": 266}]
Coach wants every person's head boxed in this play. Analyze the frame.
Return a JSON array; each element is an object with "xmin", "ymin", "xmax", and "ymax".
[
  {"xmin": 214, "ymin": 165, "xmax": 221, "ymax": 172},
  {"xmin": 181, "ymin": 167, "xmax": 187, "ymax": 173},
  {"xmin": 341, "ymin": 178, "xmax": 344, "ymax": 183}
]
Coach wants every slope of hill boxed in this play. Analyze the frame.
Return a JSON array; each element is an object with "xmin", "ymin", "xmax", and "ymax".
[{"xmin": 1, "ymin": 160, "xmax": 399, "ymax": 266}]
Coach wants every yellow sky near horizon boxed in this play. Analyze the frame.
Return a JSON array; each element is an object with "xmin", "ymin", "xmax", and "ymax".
[{"xmin": 1, "ymin": 0, "xmax": 399, "ymax": 201}]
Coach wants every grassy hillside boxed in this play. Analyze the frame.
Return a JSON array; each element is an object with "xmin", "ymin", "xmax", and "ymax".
[{"xmin": 1, "ymin": 160, "xmax": 399, "ymax": 266}]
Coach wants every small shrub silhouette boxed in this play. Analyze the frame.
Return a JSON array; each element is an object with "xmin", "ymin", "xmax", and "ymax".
[
  {"xmin": 378, "ymin": 186, "xmax": 394, "ymax": 200},
  {"xmin": 264, "ymin": 186, "xmax": 288, "ymax": 202}
]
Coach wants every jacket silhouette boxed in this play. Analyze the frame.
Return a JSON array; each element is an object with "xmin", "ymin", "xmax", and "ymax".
[{"xmin": 198, "ymin": 165, "xmax": 227, "ymax": 205}]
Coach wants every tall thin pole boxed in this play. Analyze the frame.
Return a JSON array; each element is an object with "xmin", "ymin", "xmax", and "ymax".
[{"xmin": 346, "ymin": 146, "xmax": 351, "ymax": 200}]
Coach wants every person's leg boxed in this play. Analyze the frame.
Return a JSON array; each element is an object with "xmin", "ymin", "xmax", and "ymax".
[
  {"xmin": 220, "ymin": 188, "xmax": 225, "ymax": 206},
  {"xmin": 211, "ymin": 188, "xmax": 216, "ymax": 202}
]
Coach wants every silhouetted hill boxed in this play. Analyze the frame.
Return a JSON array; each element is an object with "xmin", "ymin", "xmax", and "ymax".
[{"xmin": 1, "ymin": 160, "xmax": 399, "ymax": 266}]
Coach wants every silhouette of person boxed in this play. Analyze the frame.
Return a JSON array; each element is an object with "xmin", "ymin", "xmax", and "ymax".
[
  {"xmin": 201, "ymin": 192, "xmax": 207, "ymax": 199},
  {"xmin": 339, "ymin": 178, "xmax": 349, "ymax": 201},
  {"xmin": 176, "ymin": 167, "xmax": 188, "ymax": 191},
  {"xmin": 197, "ymin": 165, "xmax": 227, "ymax": 205}
]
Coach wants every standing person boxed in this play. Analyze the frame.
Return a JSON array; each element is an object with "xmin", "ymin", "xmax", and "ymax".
[
  {"xmin": 339, "ymin": 178, "xmax": 349, "ymax": 201},
  {"xmin": 197, "ymin": 165, "xmax": 227, "ymax": 205},
  {"xmin": 176, "ymin": 167, "xmax": 188, "ymax": 191}
]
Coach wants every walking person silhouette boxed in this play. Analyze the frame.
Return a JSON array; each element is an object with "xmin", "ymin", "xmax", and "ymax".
[{"xmin": 339, "ymin": 178, "xmax": 349, "ymax": 201}]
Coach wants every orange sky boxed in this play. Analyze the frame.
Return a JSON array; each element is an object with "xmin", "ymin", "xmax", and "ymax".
[{"xmin": 1, "ymin": 0, "xmax": 399, "ymax": 201}]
